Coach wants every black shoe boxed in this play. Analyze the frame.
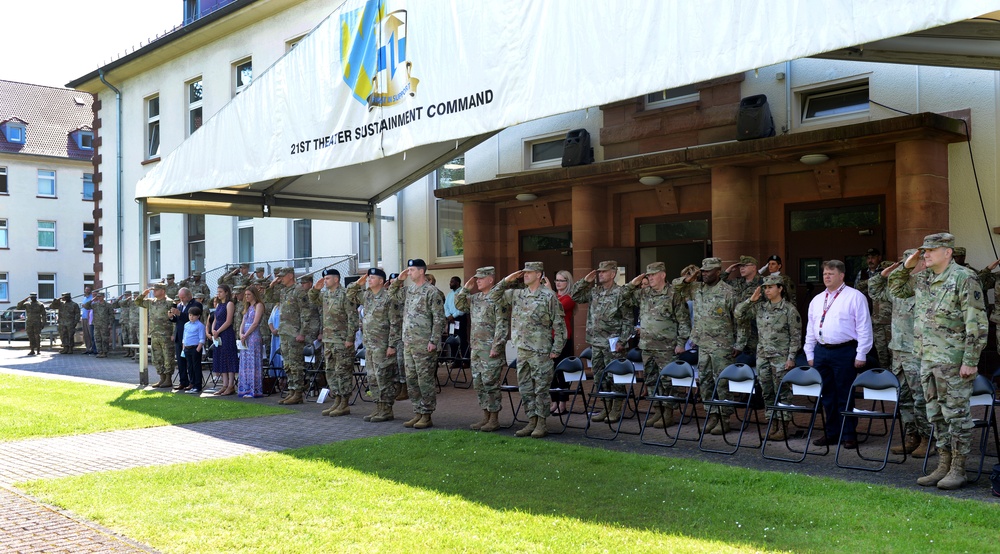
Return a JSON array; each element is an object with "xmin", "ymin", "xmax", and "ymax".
[{"xmin": 812, "ymin": 435, "xmax": 839, "ymax": 447}]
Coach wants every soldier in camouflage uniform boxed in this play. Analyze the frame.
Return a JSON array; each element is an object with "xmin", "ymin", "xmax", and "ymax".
[
  {"xmin": 231, "ymin": 285, "xmax": 247, "ymax": 337},
  {"xmin": 624, "ymin": 262, "xmax": 691, "ymax": 429},
  {"xmin": 135, "ymin": 284, "xmax": 176, "ymax": 387},
  {"xmin": 220, "ymin": 264, "xmax": 251, "ymax": 289},
  {"xmin": 676, "ymin": 257, "xmax": 743, "ymax": 435},
  {"xmin": 869, "ymin": 250, "xmax": 932, "ymax": 457},
  {"xmin": 389, "ymin": 259, "xmax": 446, "ymax": 429},
  {"xmin": 164, "ymin": 274, "xmax": 180, "ymax": 300},
  {"xmin": 890, "ymin": 233, "xmax": 987, "ymax": 490},
  {"xmin": 83, "ymin": 292, "xmax": 115, "ymax": 358},
  {"xmin": 347, "ymin": 268, "xmax": 400, "ymax": 421},
  {"xmin": 761, "ymin": 255, "xmax": 797, "ymax": 305},
  {"xmin": 111, "ymin": 292, "xmax": 134, "ymax": 356},
  {"xmin": 17, "ymin": 293, "xmax": 47, "ymax": 355},
  {"xmin": 491, "ymin": 261, "xmax": 567, "ymax": 438},
  {"xmin": 310, "ymin": 268, "xmax": 360, "ymax": 418},
  {"xmin": 456, "ymin": 267, "xmax": 510, "ymax": 433},
  {"xmin": 735, "ymin": 274, "xmax": 802, "ymax": 440},
  {"xmin": 386, "ymin": 273, "xmax": 407, "ymax": 400},
  {"xmin": 49, "ymin": 292, "xmax": 81, "ymax": 354},
  {"xmin": 725, "ymin": 255, "xmax": 764, "ymax": 366},
  {"xmin": 252, "ymin": 267, "xmax": 272, "ymax": 351},
  {"xmin": 180, "ymin": 272, "xmax": 212, "ymax": 301},
  {"xmin": 265, "ymin": 268, "xmax": 319, "ymax": 405},
  {"xmin": 570, "ymin": 260, "xmax": 634, "ymax": 424},
  {"xmin": 855, "ymin": 249, "xmax": 893, "ymax": 368}
]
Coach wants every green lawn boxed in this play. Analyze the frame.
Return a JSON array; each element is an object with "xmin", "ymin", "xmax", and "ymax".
[
  {"xmin": 0, "ymin": 373, "xmax": 292, "ymax": 441},
  {"xmin": 21, "ymin": 431, "xmax": 999, "ymax": 553}
]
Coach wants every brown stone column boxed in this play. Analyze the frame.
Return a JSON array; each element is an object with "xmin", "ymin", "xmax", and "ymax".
[
  {"xmin": 711, "ymin": 166, "xmax": 754, "ymax": 265},
  {"xmin": 570, "ymin": 185, "xmax": 605, "ymax": 354},
  {"xmin": 895, "ymin": 140, "xmax": 949, "ymax": 249},
  {"xmin": 462, "ymin": 201, "xmax": 495, "ymax": 277}
]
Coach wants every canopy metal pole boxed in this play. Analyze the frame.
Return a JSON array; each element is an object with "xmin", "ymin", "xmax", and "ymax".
[
  {"xmin": 370, "ymin": 206, "xmax": 380, "ymax": 269},
  {"xmin": 137, "ymin": 198, "xmax": 149, "ymax": 386}
]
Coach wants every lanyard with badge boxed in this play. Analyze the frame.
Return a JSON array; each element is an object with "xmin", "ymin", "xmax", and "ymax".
[{"xmin": 818, "ymin": 283, "xmax": 845, "ymax": 342}]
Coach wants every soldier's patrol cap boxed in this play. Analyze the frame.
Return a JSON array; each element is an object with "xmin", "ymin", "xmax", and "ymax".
[
  {"xmin": 322, "ymin": 268, "xmax": 341, "ymax": 277},
  {"xmin": 700, "ymin": 257, "xmax": 722, "ymax": 271},
  {"xmin": 276, "ymin": 267, "xmax": 293, "ymax": 277},
  {"xmin": 954, "ymin": 246, "xmax": 967, "ymax": 256},
  {"xmin": 239, "ymin": 263, "xmax": 249, "ymax": 269},
  {"xmin": 61, "ymin": 292, "xmax": 72, "ymax": 298},
  {"xmin": 920, "ymin": 232, "xmax": 955, "ymax": 250},
  {"xmin": 298, "ymin": 274, "xmax": 313, "ymax": 283},
  {"xmin": 124, "ymin": 291, "xmax": 133, "ymax": 295},
  {"xmin": 865, "ymin": 248, "xmax": 882, "ymax": 256},
  {"xmin": 233, "ymin": 285, "xmax": 246, "ymax": 294},
  {"xmin": 388, "ymin": 272, "xmax": 399, "ymax": 280},
  {"xmin": 523, "ymin": 261, "xmax": 544, "ymax": 273},
  {"xmin": 194, "ymin": 292, "xmax": 206, "ymax": 299},
  {"xmin": 192, "ymin": 271, "xmax": 202, "ymax": 278},
  {"xmin": 762, "ymin": 275, "xmax": 783, "ymax": 286},
  {"xmin": 94, "ymin": 291, "xmax": 105, "ymax": 297},
  {"xmin": 902, "ymin": 248, "xmax": 918, "ymax": 260},
  {"xmin": 474, "ymin": 266, "xmax": 495, "ymax": 278},
  {"xmin": 645, "ymin": 262, "xmax": 666, "ymax": 275},
  {"xmin": 407, "ymin": 258, "xmax": 427, "ymax": 269},
  {"xmin": 765, "ymin": 255, "xmax": 782, "ymax": 264},
  {"xmin": 254, "ymin": 267, "xmax": 265, "ymax": 273},
  {"xmin": 152, "ymin": 283, "xmax": 166, "ymax": 291},
  {"xmin": 597, "ymin": 260, "xmax": 618, "ymax": 272},
  {"xmin": 738, "ymin": 255, "xmax": 758, "ymax": 266},
  {"xmin": 166, "ymin": 273, "xmax": 175, "ymax": 279},
  {"xmin": 368, "ymin": 268, "xmax": 387, "ymax": 279},
  {"xmin": 28, "ymin": 292, "xmax": 37, "ymax": 297}
]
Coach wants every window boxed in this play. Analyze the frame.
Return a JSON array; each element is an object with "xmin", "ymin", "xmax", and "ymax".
[
  {"xmin": 0, "ymin": 167, "xmax": 7, "ymax": 193},
  {"xmin": 82, "ymin": 173, "xmax": 94, "ymax": 201},
  {"xmin": 37, "ymin": 221, "xmax": 56, "ymax": 249},
  {"xmin": 435, "ymin": 156, "xmax": 464, "ymax": 259},
  {"xmin": 233, "ymin": 58, "xmax": 252, "ymax": 95},
  {"xmin": 37, "ymin": 170, "xmax": 55, "ymax": 197},
  {"xmin": 645, "ymin": 83, "xmax": 700, "ymax": 109},
  {"xmin": 37, "ymin": 273, "xmax": 55, "ymax": 301},
  {"xmin": 83, "ymin": 223, "xmax": 94, "ymax": 251},
  {"xmin": 237, "ymin": 217, "xmax": 254, "ymax": 263},
  {"xmin": 4, "ymin": 122, "xmax": 25, "ymax": 144},
  {"xmin": 292, "ymin": 219, "xmax": 312, "ymax": 268},
  {"xmin": 526, "ymin": 137, "xmax": 564, "ymax": 169},
  {"xmin": 187, "ymin": 215, "xmax": 205, "ymax": 273},
  {"xmin": 0, "ymin": 218, "xmax": 7, "ymax": 248},
  {"xmin": 800, "ymin": 83, "xmax": 869, "ymax": 125},
  {"xmin": 0, "ymin": 272, "xmax": 7, "ymax": 302},
  {"xmin": 187, "ymin": 79, "xmax": 203, "ymax": 135},
  {"xmin": 146, "ymin": 95, "xmax": 160, "ymax": 159},
  {"xmin": 183, "ymin": 0, "xmax": 199, "ymax": 24},
  {"xmin": 76, "ymin": 131, "xmax": 93, "ymax": 150},
  {"xmin": 358, "ymin": 221, "xmax": 382, "ymax": 265},
  {"xmin": 149, "ymin": 214, "xmax": 161, "ymax": 235},
  {"xmin": 84, "ymin": 273, "xmax": 94, "ymax": 290},
  {"xmin": 149, "ymin": 215, "xmax": 161, "ymax": 280}
]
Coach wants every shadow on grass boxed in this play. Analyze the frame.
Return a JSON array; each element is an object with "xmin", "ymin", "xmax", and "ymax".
[{"xmin": 105, "ymin": 388, "xmax": 291, "ymax": 426}]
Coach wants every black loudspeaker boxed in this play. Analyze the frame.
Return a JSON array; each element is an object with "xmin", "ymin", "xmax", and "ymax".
[
  {"xmin": 736, "ymin": 94, "xmax": 775, "ymax": 141},
  {"xmin": 561, "ymin": 128, "xmax": 594, "ymax": 167}
]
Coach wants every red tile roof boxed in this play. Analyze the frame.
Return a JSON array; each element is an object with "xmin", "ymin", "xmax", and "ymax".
[{"xmin": 0, "ymin": 80, "xmax": 94, "ymax": 161}]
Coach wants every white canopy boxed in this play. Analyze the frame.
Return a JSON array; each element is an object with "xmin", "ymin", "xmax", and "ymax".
[{"xmin": 137, "ymin": 0, "xmax": 1000, "ymax": 218}]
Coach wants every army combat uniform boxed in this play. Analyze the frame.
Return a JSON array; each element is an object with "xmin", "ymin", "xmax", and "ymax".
[
  {"xmin": 310, "ymin": 276, "xmax": 360, "ymax": 416},
  {"xmin": 17, "ymin": 295, "xmax": 47, "ymax": 355},
  {"xmin": 389, "ymin": 264, "xmax": 446, "ymax": 425},
  {"xmin": 83, "ymin": 294, "xmax": 115, "ymax": 358},
  {"xmin": 134, "ymin": 286, "xmax": 176, "ymax": 386},
  {"xmin": 455, "ymin": 266, "xmax": 510, "ymax": 431},
  {"xmin": 264, "ymin": 270, "xmax": 319, "ymax": 403},
  {"xmin": 346, "ymin": 269, "xmax": 400, "ymax": 421},
  {"xmin": 49, "ymin": 294, "xmax": 81, "ymax": 354}
]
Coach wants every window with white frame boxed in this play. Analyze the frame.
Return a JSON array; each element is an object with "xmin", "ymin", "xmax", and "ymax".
[
  {"xmin": 37, "ymin": 273, "xmax": 55, "ymax": 301},
  {"xmin": 0, "ymin": 167, "xmax": 7, "ymax": 194},
  {"xmin": 357, "ymin": 221, "xmax": 382, "ymax": 265},
  {"xmin": 237, "ymin": 217, "xmax": 254, "ymax": 263},
  {"xmin": 83, "ymin": 173, "xmax": 94, "ymax": 200},
  {"xmin": 645, "ymin": 83, "xmax": 700, "ymax": 109},
  {"xmin": 83, "ymin": 223, "xmax": 94, "ymax": 251},
  {"xmin": 37, "ymin": 170, "xmax": 55, "ymax": 197},
  {"xmin": 4, "ymin": 121, "xmax": 25, "ymax": 144},
  {"xmin": 149, "ymin": 215, "xmax": 161, "ymax": 279},
  {"xmin": 0, "ymin": 218, "xmax": 7, "ymax": 248},
  {"xmin": 435, "ymin": 156, "xmax": 464, "ymax": 259},
  {"xmin": 37, "ymin": 221, "xmax": 55, "ymax": 249},
  {"xmin": 292, "ymin": 219, "xmax": 312, "ymax": 268},
  {"xmin": 187, "ymin": 78, "xmax": 203, "ymax": 136},
  {"xmin": 799, "ymin": 82, "xmax": 869, "ymax": 126},
  {"xmin": 146, "ymin": 95, "xmax": 160, "ymax": 159},
  {"xmin": 525, "ymin": 136, "xmax": 565, "ymax": 169},
  {"xmin": 84, "ymin": 273, "xmax": 94, "ymax": 290},
  {"xmin": 187, "ymin": 215, "xmax": 205, "ymax": 273},
  {"xmin": 233, "ymin": 58, "xmax": 252, "ymax": 96},
  {"xmin": 0, "ymin": 272, "xmax": 8, "ymax": 302}
]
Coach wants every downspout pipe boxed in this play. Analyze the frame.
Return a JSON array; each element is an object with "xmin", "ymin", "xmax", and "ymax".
[{"xmin": 98, "ymin": 69, "xmax": 124, "ymax": 286}]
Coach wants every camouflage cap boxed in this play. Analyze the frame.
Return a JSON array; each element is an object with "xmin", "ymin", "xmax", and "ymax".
[
  {"xmin": 645, "ymin": 262, "xmax": 666, "ymax": 275},
  {"xmin": 239, "ymin": 263, "xmax": 249, "ymax": 269},
  {"xmin": 523, "ymin": 261, "xmax": 544, "ymax": 273},
  {"xmin": 920, "ymin": 232, "xmax": 955, "ymax": 250},
  {"xmin": 954, "ymin": 246, "xmax": 967, "ymax": 256},
  {"xmin": 152, "ymin": 283, "xmax": 166, "ymax": 290},
  {"xmin": 28, "ymin": 292, "xmax": 37, "ymax": 297},
  {"xmin": 276, "ymin": 267, "xmax": 293, "ymax": 277},
  {"xmin": 194, "ymin": 292, "xmax": 206, "ymax": 299},
  {"xmin": 233, "ymin": 285, "xmax": 246, "ymax": 294},
  {"xmin": 298, "ymin": 273, "xmax": 313, "ymax": 283},
  {"xmin": 254, "ymin": 267, "xmax": 266, "ymax": 273},
  {"xmin": 700, "ymin": 257, "xmax": 722, "ymax": 271},
  {"xmin": 61, "ymin": 292, "xmax": 72, "ymax": 298},
  {"xmin": 738, "ymin": 255, "xmax": 758, "ymax": 266},
  {"xmin": 166, "ymin": 273, "xmax": 175, "ymax": 279},
  {"xmin": 123, "ymin": 291, "xmax": 133, "ymax": 295},
  {"xmin": 94, "ymin": 291, "xmax": 105, "ymax": 297},
  {"xmin": 191, "ymin": 271, "xmax": 202, "ymax": 278},
  {"xmin": 762, "ymin": 274, "xmax": 783, "ymax": 286},
  {"xmin": 474, "ymin": 266, "xmax": 495, "ymax": 278},
  {"xmin": 597, "ymin": 260, "xmax": 618, "ymax": 272},
  {"xmin": 902, "ymin": 248, "xmax": 918, "ymax": 260}
]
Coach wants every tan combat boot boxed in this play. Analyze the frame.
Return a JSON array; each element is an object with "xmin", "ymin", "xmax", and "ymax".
[
  {"xmin": 363, "ymin": 402, "xmax": 383, "ymax": 422},
  {"xmin": 768, "ymin": 420, "xmax": 786, "ymax": 441},
  {"xmin": 321, "ymin": 396, "xmax": 341, "ymax": 416},
  {"xmin": 660, "ymin": 405, "xmax": 675, "ymax": 428},
  {"xmin": 331, "ymin": 396, "xmax": 351, "ymax": 416},
  {"xmin": 704, "ymin": 414, "xmax": 720, "ymax": 434},
  {"xmin": 645, "ymin": 406, "xmax": 663, "ymax": 429},
  {"xmin": 470, "ymin": 410, "xmax": 490, "ymax": 430},
  {"xmin": 591, "ymin": 402, "xmax": 609, "ymax": 423},
  {"xmin": 892, "ymin": 433, "xmax": 920, "ymax": 455},
  {"xmin": 413, "ymin": 413, "xmax": 433, "ymax": 429},
  {"xmin": 403, "ymin": 413, "xmax": 423, "ymax": 428},
  {"xmin": 395, "ymin": 385, "xmax": 409, "ymax": 401},
  {"xmin": 282, "ymin": 391, "xmax": 304, "ymax": 405},
  {"xmin": 711, "ymin": 415, "xmax": 730, "ymax": 435},
  {"xmin": 917, "ymin": 449, "xmax": 952, "ymax": 486},
  {"xmin": 371, "ymin": 403, "xmax": 395, "ymax": 423},
  {"xmin": 515, "ymin": 416, "xmax": 538, "ymax": 437},
  {"xmin": 937, "ymin": 454, "xmax": 968, "ymax": 490},
  {"xmin": 480, "ymin": 412, "xmax": 500, "ymax": 432},
  {"xmin": 911, "ymin": 435, "xmax": 935, "ymax": 458},
  {"xmin": 606, "ymin": 400, "xmax": 624, "ymax": 423},
  {"xmin": 531, "ymin": 416, "xmax": 549, "ymax": 438}
]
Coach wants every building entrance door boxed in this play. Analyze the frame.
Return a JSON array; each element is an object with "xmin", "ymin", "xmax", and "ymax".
[{"xmin": 785, "ymin": 197, "xmax": 886, "ymax": 314}]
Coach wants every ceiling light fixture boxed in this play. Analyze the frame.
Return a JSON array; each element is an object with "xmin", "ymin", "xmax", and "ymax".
[
  {"xmin": 515, "ymin": 193, "xmax": 538, "ymax": 202},
  {"xmin": 799, "ymin": 153, "xmax": 830, "ymax": 165},
  {"xmin": 639, "ymin": 175, "xmax": 664, "ymax": 186}
]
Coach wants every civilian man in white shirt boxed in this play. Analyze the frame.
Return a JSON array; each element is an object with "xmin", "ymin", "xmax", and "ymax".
[{"xmin": 803, "ymin": 259, "xmax": 873, "ymax": 449}]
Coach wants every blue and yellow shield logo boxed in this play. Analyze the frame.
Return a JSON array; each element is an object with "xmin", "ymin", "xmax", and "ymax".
[{"xmin": 341, "ymin": 0, "xmax": 419, "ymax": 110}]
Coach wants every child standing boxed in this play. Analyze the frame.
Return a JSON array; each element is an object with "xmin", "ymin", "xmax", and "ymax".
[{"xmin": 182, "ymin": 306, "xmax": 206, "ymax": 394}]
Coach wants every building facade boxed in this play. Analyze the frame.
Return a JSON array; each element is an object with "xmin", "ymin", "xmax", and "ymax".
[{"xmin": 0, "ymin": 80, "xmax": 96, "ymax": 305}]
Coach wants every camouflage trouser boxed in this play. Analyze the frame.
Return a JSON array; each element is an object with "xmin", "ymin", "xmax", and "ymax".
[
  {"xmin": 757, "ymin": 354, "xmax": 792, "ymax": 421},
  {"xmin": 921, "ymin": 361, "xmax": 975, "ymax": 456},
  {"xmin": 471, "ymin": 347, "xmax": 505, "ymax": 412},
  {"xmin": 323, "ymin": 341, "xmax": 356, "ymax": 397},
  {"xmin": 125, "ymin": 323, "xmax": 138, "ymax": 345},
  {"xmin": 93, "ymin": 323, "xmax": 111, "ymax": 354},
  {"xmin": 891, "ymin": 349, "xmax": 929, "ymax": 437},
  {"xmin": 516, "ymin": 348, "xmax": 554, "ymax": 418},
  {"xmin": 26, "ymin": 324, "xmax": 42, "ymax": 352},
  {"xmin": 592, "ymin": 344, "xmax": 626, "ymax": 401},
  {"xmin": 150, "ymin": 334, "xmax": 173, "ymax": 376},
  {"xmin": 366, "ymin": 343, "xmax": 397, "ymax": 404},
  {"xmin": 395, "ymin": 344, "xmax": 406, "ymax": 384},
  {"xmin": 404, "ymin": 342, "xmax": 437, "ymax": 414},
  {"xmin": 643, "ymin": 349, "xmax": 675, "ymax": 407},
  {"xmin": 872, "ymin": 324, "xmax": 891, "ymax": 368},
  {"xmin": 58, "ymin": 324, "xmax": 75, "ymax": 350},
  {"xmin": 697, "ymin": 344, "xmax": 735, "ymax": 417},
  {"xmin": 279, "ymin": 332, "xmax": 305, "ymax": 392}
]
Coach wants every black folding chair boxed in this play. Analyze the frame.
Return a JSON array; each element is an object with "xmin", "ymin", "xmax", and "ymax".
[
  {"xmin": 640, "ymin": 360, "xmax": 700, "ymax": 447},
  {"xmin": 349, "ymin": 346, "xmax": 372, "ymax": 405},
  {"xmin": 303, "ymin": 340, "xmax": 326, "ymax": 398},
  {"xmin": 499, "ymin": 358, "xmax": 525, "ymax": 429},
  {"xmin": 441, "ymin": 335, "xmax": 471, "ymax": 389},
  {"xmin": 585, "ymin": 359, "xmax": 640, "ymax": 441},
  {"xmin": 699, "ymin": 363, "xmax": 763, "ymax": 455},
  {"xmin": 922, "ymin": 374, "xmax": 998, "ymax": 482},
  {"xmin": 761, "ymin": 366, "xmax": 828, "ymax": 462},
  {"xmin": 836, "ymin": 368, "xmax": 904, "ymax": 471},
  {"xmin": 549, "ymin": 357, "xmax": 589, "ymax": 434}
]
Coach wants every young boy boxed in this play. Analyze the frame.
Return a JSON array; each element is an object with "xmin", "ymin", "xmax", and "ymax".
[{"xmin": 182, "ymin": 306, "xmax": 206, "ymax": 394}]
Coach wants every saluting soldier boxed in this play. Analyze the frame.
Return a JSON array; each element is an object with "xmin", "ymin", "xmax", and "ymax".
[
  {"xmin": 309, "ymin": 268, "xmax": 360, "ymax": 418},
  {"xmin": 456, "ymin": 266, "xmax": 510, "ymax": 433},
  {"xmin": 49, "ymin": 292, "xmax": 81, "ymax": 354},
  {"xmin": 164, "ymin": 274, "xmax": 180, "ymax": 300},
  {"xmin": 220, "ymin": 264, "xmax": 251, "ymax": 289},
  {"xmin": 180, "ymin": 272, "xmax": 211, "ymax": 300},
  {"xmin": 18, "ymin": 292, "xmax": 47, "ymax": 355},
  {"xmin": 725, "ymin": 255, "xmax": 764, "ymax": 365},
  {"xmin": 83, "ymin": 291, "xmax": 115, "ymax": 358},
  {"xmin": 347, "ymin": 268, "xmax": 400, "ymax": 421},
  {"xmin": 251, "ymin": 267, "xmax": 273, "ymax": 351},
  {"xmin": 264, "ymin": 268, "xmax": 318, "ymax": 405},
  {"xmin": 135, "ymin": 284, "xmax": 176, "ymax": 387}
]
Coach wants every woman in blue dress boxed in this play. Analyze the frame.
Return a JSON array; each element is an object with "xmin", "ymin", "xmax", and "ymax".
[
  {"xmin": 211, "ymin": 284, "xmax": 239, "ymax": 395},
  {"xmin": 237, "ymin": 287, "xmax": 265, "ymax": 397}
]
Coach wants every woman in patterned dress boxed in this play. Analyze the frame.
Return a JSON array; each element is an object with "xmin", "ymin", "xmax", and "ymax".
[
  {"xmin": 211, "ymin": 284, "xmax": 239, "ymax": 395},
  {"xmin": 238, "ymin": 287, "xmax": 265, "ymax": 397}
]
